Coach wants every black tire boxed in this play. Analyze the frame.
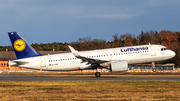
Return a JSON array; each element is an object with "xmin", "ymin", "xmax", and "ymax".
[
  {"xmin": 152, "ymin": 68, "xmax": 156, "ymax": 72},
  {"xmin": 95, "ymin": 72, "xmax": 101, "ymax": 77}
]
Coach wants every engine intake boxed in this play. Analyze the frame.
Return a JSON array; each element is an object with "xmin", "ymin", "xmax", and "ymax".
[{"xmin": 110, "ymin": 60, "xmax": 128, "ymax": 72}]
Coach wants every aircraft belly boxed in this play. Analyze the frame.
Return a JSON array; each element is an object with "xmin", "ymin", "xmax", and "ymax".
[{"xmin": 128, "ymin": 56, "xmax": 172, "ymax": 64}]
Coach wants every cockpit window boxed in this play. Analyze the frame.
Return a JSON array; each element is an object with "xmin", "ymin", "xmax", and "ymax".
[{"xmin": 161, "ymin": 48, "xmax": 168, "ymax": 51}]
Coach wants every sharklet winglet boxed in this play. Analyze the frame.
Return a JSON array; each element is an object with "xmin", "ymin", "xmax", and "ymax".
[{"xmin": 68, "ymin": 45, "xmax": 80, "ymax": 57}]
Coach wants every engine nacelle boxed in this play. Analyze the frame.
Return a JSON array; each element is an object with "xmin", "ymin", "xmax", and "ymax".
[{"xmin": 110, "ymin": 60, "xmax": 128, "ymax": 72}]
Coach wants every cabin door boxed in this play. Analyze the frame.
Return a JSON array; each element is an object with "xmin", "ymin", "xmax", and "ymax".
[
  {"xmin": 151, "ymin": 47, "xmax": 156, "ymax": 56},
  {"xmin": 40, "ymin": 58, "xmax": 46, "ymax": 67}
]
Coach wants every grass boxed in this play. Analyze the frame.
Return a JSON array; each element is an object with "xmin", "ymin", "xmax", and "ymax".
[{"xmin": 0, "ymin": 81, "xmax": 180, "ymax": 100}]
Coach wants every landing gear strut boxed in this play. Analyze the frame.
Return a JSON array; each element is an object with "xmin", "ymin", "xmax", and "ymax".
[
  {"xmin": 95, "ymin": 72, "xmax": 101, "ymax": 77},
  {"xmin": 152, "ymin": 62, "xmax": 156, "ymax": 72}
]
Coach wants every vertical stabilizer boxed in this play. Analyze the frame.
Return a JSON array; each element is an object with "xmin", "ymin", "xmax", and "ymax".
[{"xmin": 8, "ymin": 32, "xmax": 42, "ymax": 59}]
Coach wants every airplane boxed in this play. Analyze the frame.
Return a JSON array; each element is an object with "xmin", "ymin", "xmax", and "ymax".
[{"xmin": 8, "ymin": 32, "xmax": 175, "ymax": 77}]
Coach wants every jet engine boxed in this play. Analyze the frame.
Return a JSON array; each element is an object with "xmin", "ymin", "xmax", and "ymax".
[{"xmin": 110, "ymin": 60, "xmax": 128, "ymax": 72}]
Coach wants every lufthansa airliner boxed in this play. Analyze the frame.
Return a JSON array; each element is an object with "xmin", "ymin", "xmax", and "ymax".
[{"xmin": 8, "ymin": 32, "xmax": 175, "ymax": 77}]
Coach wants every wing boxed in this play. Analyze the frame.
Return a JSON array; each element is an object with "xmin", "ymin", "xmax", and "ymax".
[{"xmin": 68, "ymin": 45, "xmax": 109, "ymax": 65}]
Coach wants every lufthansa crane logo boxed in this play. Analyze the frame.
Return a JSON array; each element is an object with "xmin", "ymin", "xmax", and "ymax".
[{"xmin": 14, "ymin": 39, "xmax": 26, "ymax": 51}]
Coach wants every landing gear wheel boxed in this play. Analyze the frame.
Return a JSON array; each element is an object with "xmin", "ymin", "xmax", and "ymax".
[
  {"xmin": 95, "ymin": 72, "xmax": 101, "ymax": 77},
  {"xmin": 152, "ymin": 68, "xmax": 156, "ymax": 72}
]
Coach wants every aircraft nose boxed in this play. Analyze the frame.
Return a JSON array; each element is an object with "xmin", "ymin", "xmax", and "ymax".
[{"xmin": 170, "ymin": 51, "xmax": 176, "ymax": 57}]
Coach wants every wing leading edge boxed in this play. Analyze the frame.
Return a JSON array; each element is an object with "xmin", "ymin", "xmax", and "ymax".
[{"xmin": 68, "ymin": 45, "xmax": 109, "ymax": 65}]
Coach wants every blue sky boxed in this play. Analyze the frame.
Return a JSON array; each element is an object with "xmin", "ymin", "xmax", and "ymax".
[{"xmin": 0, "ymin": 0, "xmax": 180, "ymax": 46}]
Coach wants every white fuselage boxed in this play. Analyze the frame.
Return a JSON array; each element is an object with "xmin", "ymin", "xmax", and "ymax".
[{"xmin": 12, "ymin": 45, "xmax": 175, "ymax": 71}]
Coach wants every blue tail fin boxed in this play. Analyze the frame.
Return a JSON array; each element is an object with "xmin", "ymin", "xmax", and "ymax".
[{"xmin": 8, "ymin": 32, "xmax": 42, "ymax": 59}]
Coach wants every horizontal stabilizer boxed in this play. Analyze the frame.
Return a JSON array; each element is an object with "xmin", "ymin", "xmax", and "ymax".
[{"xmin": 9, "ymin": 60, "xmax": 29, "ymax": 66}]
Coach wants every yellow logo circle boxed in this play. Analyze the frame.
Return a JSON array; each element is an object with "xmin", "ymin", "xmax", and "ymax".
[{"xmin": 14, "ymin": 39, "xmax": 26, "ymax": 51}]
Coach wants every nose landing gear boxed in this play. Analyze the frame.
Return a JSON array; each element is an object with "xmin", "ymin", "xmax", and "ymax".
[{"xmin": 152, "ymin": 68, "xmax": 157, "ymax": 72}]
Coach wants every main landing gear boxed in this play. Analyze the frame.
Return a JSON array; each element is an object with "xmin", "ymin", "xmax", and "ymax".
[{"xmin": 95, "ymin": 72, "xmax": 101, "ymax": 77}]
